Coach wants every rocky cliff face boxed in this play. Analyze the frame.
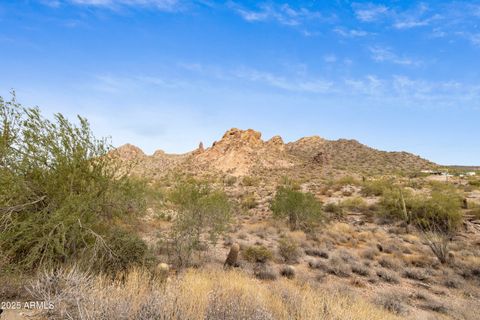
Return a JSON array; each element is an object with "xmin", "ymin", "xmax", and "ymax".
[
  {"xmin": 194, "ymin": 128, "xmax": 293, "ymax": 176},
  {"xmin": 111, "ymin": 128, "xmax": 435, "ymax": 178}
]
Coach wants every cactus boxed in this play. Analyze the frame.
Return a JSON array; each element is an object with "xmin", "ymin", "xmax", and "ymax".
[{"xmin": 224, "ymin": 243, "xmax": 240, "ymax": 269}]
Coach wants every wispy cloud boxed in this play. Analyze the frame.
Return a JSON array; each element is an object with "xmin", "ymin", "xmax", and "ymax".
[
  {"xmin": 233, "ymin": 67, "xmax": 333, "ymax": 93},
  {"xmin": 92, "ymin": 74, "xmax": 188, "ymax": 93},
  {"xmin": 67, "ymin": 0, "xmax": 181, "ymax": 11},
  {"xmin": 369, "ymin": 46, "xmax": 421, "ymax": 66},
  {"xmin": 353, "ymin": 3, "xmax": 389, "ymax": 22},
  {"xmin": 333, "ymin": 27, "xmax": 370, "ymax": 37},
  {"xmin": 230, "ymin": 2, "xmax": 323, "ymax": 27},
  {"xmin": 353, "ymin": 2, "xmax": 439, "ymax": 30}
]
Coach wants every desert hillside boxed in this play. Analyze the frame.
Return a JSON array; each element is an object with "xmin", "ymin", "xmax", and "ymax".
[{"xmin": 112, "ymin": 128, "xmax": 436, "ymax": 179}]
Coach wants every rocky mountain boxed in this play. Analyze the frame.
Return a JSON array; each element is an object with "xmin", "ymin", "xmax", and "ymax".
[{"xmin": 112, "ymin": 128, "xmax": 435, "ymax": 179}]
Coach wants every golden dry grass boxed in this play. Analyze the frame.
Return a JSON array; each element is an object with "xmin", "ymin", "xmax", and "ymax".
[{"xmin": 29, "ymin": 267, "xmax": 403, "ymax": 320}]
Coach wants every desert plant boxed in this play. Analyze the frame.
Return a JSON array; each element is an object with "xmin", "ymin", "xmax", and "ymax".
[
  {"xmin": 340, "ymin": 197, "xmax": 369, "ymax": 213},
  {"xmin": 376, "ymin": 269, "xmax": 400, "ymax": 284},
  {"xmin": 305, "ymin": 248, "xmax": 329, "ymax": 259},
  {"xmin": 241, "ymin": 193, "xmax": 258, "ymax": 209},
  {"xmin": 379, "ymin": 187, "xmax": 463, "ymax": 233},
  {"xmin": 271, "ymin": 185, "xmax": 323, "ymax": 231},
  {"xmin": 29, "ymin": 267, "xmax": 402, "ymax": 320},
  {"xmin": 243, "ymin": 245, "xmax": 273, "ymax": 263},
  {"xmin": 403, "ymin": 267, "xmax": 429, "ymax": 281},
  {"xmin": 0, "ymin": 94, "xmax": 146, "ymax": 272},
  {"xmin": 375, "ymin": 290, "xmax": 407, "ymax": 315},
  {"xmin": 280, "ymin": 265, "xmax": 296, "ymax": 279},
  {"xmin": 277, "ymin": 237, "xmax": 301, "ymax": 263},
  {"xmin": 323, "ymin": 202, "xmax": 344, "ymax": 218},
  {"xmin": 351, "ymin": 263, "xmax": 370, "ymax": 277},
  {"xmin": 242, "ymin": 176, "xmax": 258, "ymax": 187},
  {"xmin": 167, "ymin": 180, "xmax": 232, "ymax": 267},
  {"xmin": 361, "ymin": 178, "xmax": 393, "ymax": 197}
]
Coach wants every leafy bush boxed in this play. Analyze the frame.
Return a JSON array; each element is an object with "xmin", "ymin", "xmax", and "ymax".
[
  {"xmin": 271, "ymin": 185, "xmax": 323, "ymax": 231},
  {"xmin": 167, "ymin": 180, "xmax": 232, "ymax": 267},
  {"xmin": 378, "ymin": 187, "xmax": 463, "ymax": 233},
  {"xmin": 0, "ymin": 94, "xmax": 146, "ymax": 271},
  {"xmin": 243, "ymin": 245, "xmax": 273, "ymax": 263},
  {"xmin": 277, "ymin": 237, "xmax": 301, "ymax": 263},
  {"xmin": 323, "ymin": 202, "xmax": 344, "ymax": 218},
  {"xmin": 340, "ymin": 197, "xmax": 369, "ymax": 213},
  {"xmin": 361, "ymin": 179, "xmax": 393, "ymax": 197},
  {"xmin": 96, "ymin": 229, "xmax": 151, "ymax": 273}
]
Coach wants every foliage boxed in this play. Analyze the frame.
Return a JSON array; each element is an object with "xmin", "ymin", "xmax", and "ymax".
[
  {"xmin": 323, "ymin": 202, "xmax": 344, "ymax": 218},
  {"xmin": 271, "ymin": 185, "xmax": 323, "ymax": 231},
  {"xmin": 361, "ymin": 178, "xmax": 393, "ymax": 197},
  {"xmin": 241, "ymin": 193, "xmax": 258, "ymax": 210},
  {"xmin": 340, "ymin": 197, "xmax": 369, "ymax": 213},
  {"xmin": 277, "ymin": 237, "xmax": 301, "ymax": 263},
  {"xmin": 243, "ymin": 245, "xmax": 273, "ymax": 263},
  {"xmin": 0, "ymin": 94, "xmax": 146, "ymax": 272},
  {"xmin": 95, "ymin": 228, "xmax": 152, "ymax": 273},
  {"xmin": 241, "ymin": 176, "xmax": 259, "ymax": 187},
  {"xmin": 167, "ymin": 180, "xmax": 232, "ymax": 267},
  {"xmin": 378, "ymin": 187, "xmax": 463, "ymax": 233}
]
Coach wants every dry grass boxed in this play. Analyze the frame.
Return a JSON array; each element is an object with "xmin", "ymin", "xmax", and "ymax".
[{"xmin": 28, "ymin": 267, "xmax": 403, "ymax": 320}]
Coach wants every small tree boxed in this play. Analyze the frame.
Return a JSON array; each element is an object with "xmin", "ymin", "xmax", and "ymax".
[
  {"xmin": 271, "ymin": 185, "xmax": 323, "ymax": 231},
  {"xmin": 167, "ymin": 181, "xmax": 231, "ymax": 267},
  {"xmin": 0, "ymin": 93, "xmax": 146, "ymax": 271}
]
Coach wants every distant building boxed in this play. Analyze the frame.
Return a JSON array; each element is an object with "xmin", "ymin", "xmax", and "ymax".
[
  {"xmin": 466, "ymin": 172, "xmax": 476, "ymax": 176},
  {"xmin": 421, "ymin": 169, "xmax": 442, "ymax": 175}
]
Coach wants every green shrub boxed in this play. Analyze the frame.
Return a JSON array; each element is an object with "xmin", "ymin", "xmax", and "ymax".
[
  {"xmin": 271, "ymin": 185, "xmax": 323, "ymax": 231},
  {"xmin": 96, "ymin": 228, "xmax": 151, "ymax": 273},
  {"xmin": 0, "ymin": 94, "xmax": 145, "ymax": 272},
  {"xmin": 167, "ymin": 180, "xmax": 232, "ymax": 267},
  {"xmin": 242, "ymin": 176, "xmax": 258, "ymax": 187},
  {"xmin": 361, "ymin": 179, "xmax": 393, "ymax": 197},
  {"xmin": 241, "ymin": 193, "xmax": 258, "ymax": 210},
  {"xmin": 378, "ymin": 187, "xmax": 463, "ymax": 233},
  {"xmin": 243, "ymin": 245, "xmax": 273, "ymax": 263},
  {"xmin": 340, "ymin": 197, "xmax": 369, "ymax": 213},
  {"xmin": 323, "ymin": 202, "xmax": 344, "ymax": 218},
  {"xmin": 468, "ymin": 179, "xmax": 480, "ymax": 188},
  {"xmin": 277, "ymin": 237, "xmax": 301, "ymax": 263}
]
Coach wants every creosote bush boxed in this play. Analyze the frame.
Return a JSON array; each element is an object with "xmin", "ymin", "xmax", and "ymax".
[
  {"xmin": 0, "ymin": 94, "xmax": 146, "ymax": 272},
  {"xmin": 271, "ymin": 184, "xmax": 323, "ymax": 231}
]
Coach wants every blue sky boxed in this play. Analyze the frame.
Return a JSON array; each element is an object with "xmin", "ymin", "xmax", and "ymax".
[{"xmin": 1, "ymin": 1, "xmax": 479, "ymax": 165}]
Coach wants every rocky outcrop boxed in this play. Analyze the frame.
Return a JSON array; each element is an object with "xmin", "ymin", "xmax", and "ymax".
[
  {"xmin": 112, "ymin": 128, "xmax": 436, "ymax": 178},
  {"xmin": 194, "ymin": 128, "xmax": 294, "ymax": 176}
]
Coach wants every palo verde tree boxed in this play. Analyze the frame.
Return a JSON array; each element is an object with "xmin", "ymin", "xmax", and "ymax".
[
  {"xmin": 271, "ymin": 183, "xmax": 323, "ymax": 231},
  {"xmin": 0, "ymin": 93, "xmax": 146, "ymax": 272},
  {"xmin": 166, "ymin": 179, "xmax": 232, "ymax": 267}
]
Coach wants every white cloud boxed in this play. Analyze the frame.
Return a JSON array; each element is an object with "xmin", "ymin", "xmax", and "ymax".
[
  {"xmin": 231, "ymin": 2, "xmax": 323, "ymax": 27},
  {"xmin": 353, "ymin": 3, "xmax": 389, "ymax": 22},
  {"xmin": 369, "ymin": 46, "xmax": 420, "ymax": 66},
  {"xmin": 333, "ymin": 27, "xmax": 370, "ymax": 37},
  {"xmin": 68, "ymin": 0, "xmax": 180, "ymax": 11},
  {"xmin": 233, "ymin": 68, "xmax": 333, "ymax": 93}
]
